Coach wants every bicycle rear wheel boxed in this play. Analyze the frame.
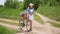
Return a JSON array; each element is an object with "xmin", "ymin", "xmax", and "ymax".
[{"xmin": 19, "ymin": 18, "xmax": 25, "ymax": 31}]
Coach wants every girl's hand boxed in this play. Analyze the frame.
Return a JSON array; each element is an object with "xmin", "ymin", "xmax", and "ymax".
[{"xmin": 29, "ymin": 12, "xmax": 33, "ymax": 15}]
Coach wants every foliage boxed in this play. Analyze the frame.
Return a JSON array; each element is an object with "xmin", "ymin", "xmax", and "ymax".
[
  {"xmin": 4, "ymin": 0, "xmax": 20, "ymax": 8},
  {"xmin": 24, "ymin": 0, "xmax": 40, "ymax": 10},
  {"xmin": 0, "ymin": 5, "xmax": 3, "ymax": 7},
  {"xmin": 24, "ymin": 0, "xmax": 60, "ymax": 10},
  {"xmin": 39, "ymin": 0, "xmax": 60, "ymax": 6}
]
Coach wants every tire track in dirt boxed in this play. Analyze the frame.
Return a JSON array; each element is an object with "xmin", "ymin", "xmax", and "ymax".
[
  {"xmin": 35, "ymin": 12, "xmax": 60, "ymax": 24},
  {"xmin": 0, "ymin": 18, "xmax": 53, "ymax": 34}
]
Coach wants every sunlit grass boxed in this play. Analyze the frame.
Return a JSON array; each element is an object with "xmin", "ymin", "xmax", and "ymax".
[
  {"xmin": 34, "ymin": 14, "xmax": 44, "ymax": 24},
  {"xmin": 50, "ymin": 22, "xmax": 60, "ymax": 28},
  {"xmin": 0, "ymin": 20, "xmax": 19, "ymax": 26}
]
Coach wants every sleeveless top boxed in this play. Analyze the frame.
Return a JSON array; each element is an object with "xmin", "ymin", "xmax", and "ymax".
[{"xmin": 26, "ymin": 7, "xmax": 34, "ymax": 14}]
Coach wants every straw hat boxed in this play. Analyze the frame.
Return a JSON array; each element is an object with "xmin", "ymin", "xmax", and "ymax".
[{"xmin": 29, "ymin": 3, "xmax": 34, "ymax": 6}]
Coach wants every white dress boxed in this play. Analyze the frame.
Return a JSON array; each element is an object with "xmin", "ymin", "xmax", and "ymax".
[
  {"xmin": 27, "ymin": 9, "xmax": 34, "ymax": 21},
  {"xmin": 28, "ymin": 14, "xmax": 34, "ymax": 21}
]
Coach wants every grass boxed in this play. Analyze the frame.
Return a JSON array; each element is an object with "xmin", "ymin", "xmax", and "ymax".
[
  {"xmin": 34, "ymin": 14, "xmax": 44, "ymax": 24},
  {"xmin": 0, "ymin": 20, "xmax": 19, "ymax": 26},
  {"xmin": 36, "ymin": 6, "xmax": 60, "ymax": 22},
  {"xmin": 0, "ymin": 26, "xmax": 17, "ymax": 34},
  {"xmin": 0, "ymin": 7, "xmax": 23, "ymax": 19},
  {"xmin": 50, "ymin": 22, "xmax": 60, "ymax": 28}
]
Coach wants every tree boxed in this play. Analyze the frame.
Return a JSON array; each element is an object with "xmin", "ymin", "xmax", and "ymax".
[
  {"xmin": 0, "ymin": 5, "xmax": 3, "ymax": 7},
  {"xmin": 24, "ymin": 0, "xmax": 40, "ymax": 10},
  {"xmin": 4, "ymin": 0, "xmax": 20, "ymax": 8},
  {"xmin": 39, "ymin": 0, "xmax": 60, "ymax": 6}
]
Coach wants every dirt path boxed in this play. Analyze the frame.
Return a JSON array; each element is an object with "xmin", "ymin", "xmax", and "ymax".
[
  {"xmin": 0, "ymin": 18, "xmax": 52, "ymax": 34},
  {"xmin": 35, "ymin": 12, "xmax": 60, "ymax": 34},
  {"xmin": 0, "ymin": 18, "xmax": 53, "ymax": 34},
  {"xmin": 0, "ymin": 23, "xmax": 19, "ymax": 29},
  {"xmin": 35, "ymin": 12, "xmax": 60, "ymax": 24},
  {"xmin": 0, "ymin": 18, "xmax": 18, "ymax": 23},
  {"xmin": 0, "ymin": 15, "xmax": 60, "ymax": 34}
]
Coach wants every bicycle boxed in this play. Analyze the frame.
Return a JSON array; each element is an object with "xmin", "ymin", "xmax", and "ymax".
[{"xmin": 19, "ymin": 12, "xmax": 32, "ymax": 32}]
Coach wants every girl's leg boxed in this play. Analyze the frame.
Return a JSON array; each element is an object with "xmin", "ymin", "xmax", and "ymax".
[{"xmin": 29, "ymin": 20, "xmax": 32, "ymax": 31}]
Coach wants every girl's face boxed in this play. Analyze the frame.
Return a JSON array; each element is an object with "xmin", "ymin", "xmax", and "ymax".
[{"xmin": 29, "ymin": 6, "xmax": 33, "ymax": 9}]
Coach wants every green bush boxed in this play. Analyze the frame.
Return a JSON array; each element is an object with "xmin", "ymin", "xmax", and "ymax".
[{"xmin": 4, "ymin": 0, "xmax": 20, "ymax": 9}]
